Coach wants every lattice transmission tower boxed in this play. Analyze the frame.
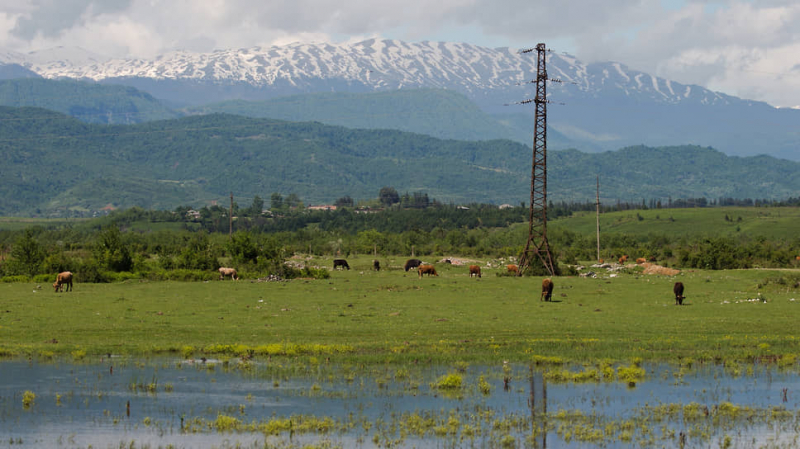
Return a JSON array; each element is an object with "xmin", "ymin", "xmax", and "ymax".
[{"xmin": 517, "ymin": 43, "xmax": 556, "ymax": 276}]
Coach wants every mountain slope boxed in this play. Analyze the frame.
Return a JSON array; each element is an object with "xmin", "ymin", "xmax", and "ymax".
[
  {"xmin": 3, "ymin": 40, "xmax": 798, "ymax": 159},
  {"xmin": 183, "ymin": 89, "xmax": 578, "ymax": 148},
  {"xmin": 0, "ymin": 63, "xmax": 40, "ymax": 80},
  {"xmin": 2, "ymin": 107, "xmax": 800, "ymax": 216},
  {"xmin": 0, "ymin": 78, "xmax": 178, "ymax": 124}
]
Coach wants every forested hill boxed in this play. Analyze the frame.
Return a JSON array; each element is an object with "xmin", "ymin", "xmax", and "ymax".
[
  {"xmin": 183, "ymin": 89, "xmax": 578, "ymax": 150},
  {"xmin": 2, "ymin": 106, "xmax": 800, "ymax": 216},
  {"xmin": 0, "ymin": 78, "xmax": 179, "ymax": 124}
]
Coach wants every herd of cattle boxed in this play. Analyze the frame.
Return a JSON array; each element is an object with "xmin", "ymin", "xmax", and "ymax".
[{"xmin": 50, "ymin": 258, "xmax": 688, "ymax": 305}]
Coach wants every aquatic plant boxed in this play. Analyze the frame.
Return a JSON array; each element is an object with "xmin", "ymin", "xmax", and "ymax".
[
  {"xmin": 434, "ymin": 373, "xmax": 463, "ymax": 389},
  {"xmin": 529, "ymin": 354, "xmax": 565, "ymax": 365},
  {"xmin": 21, "ymin": 390, "xmax": 35, "ymax": 409},
  {"xmin": 213, "ymin": 413, "xmax": 240, "ymax": 431},
  {"xmin": 500, "ymin": 435, "xmax": 516, "ymax": 448},
  {"xmin": 478, "ymin": 375, "xmax": 491, "ymax": 395},
  {"xmin": 70, "ymin": 349, "xmax": 86, "ymax": 361},
  {"xmin": 181, "ymin": 345, "xmax": 195, "ymax": 359},
  {"xmin": 617, "ymin": 364, "xmax": 646, "ymax": 384}
]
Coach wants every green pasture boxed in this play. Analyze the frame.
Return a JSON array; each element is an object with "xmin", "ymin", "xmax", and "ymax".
[
  {"xmin": 0, "ymin": 217, "xmax": 89, "ymax": 231},
  {"xmin": 2, "ymin": 256, "xmax": 799, "ymax": 366},
  {"xmin": 555, "ymin": 206, "xmax": 800, "ymax": 240}
]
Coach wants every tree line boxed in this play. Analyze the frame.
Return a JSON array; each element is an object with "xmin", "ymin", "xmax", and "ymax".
[{"xmin": 2, "ymin": 199, "xmax": 800, "ymax": 283}]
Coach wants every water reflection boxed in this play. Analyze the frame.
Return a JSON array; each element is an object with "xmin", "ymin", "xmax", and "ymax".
[{"xmin": 0, "ymin": 358, "xmax": 798, "ymax": 448}]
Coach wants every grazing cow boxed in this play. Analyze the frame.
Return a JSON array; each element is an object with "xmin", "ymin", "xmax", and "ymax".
[
  {"xmin": 53, "ymin": 271, "xmax": 73, "ymax": 292},
  {"xmin": 373, "ymin": 260, "xmax": 381, "ymax": 271},
  {"xmin": 418, "ymin": 264, "xmax": 438, "ymax": 278},
  {"xmin": 404, "ymin": 258, "xmax": 422, "ymax": 272},
  {"xmin": 507, "ymin": 264, "xmax": 518, "ymax": 274},
  {"xmin": 674, "ymin": 282, "xmax": 685, "ymax": 305},
  {"xmin": 468, "ymin": 265, "xmax": 481, "ymax": 278},
  {"xmin": 218, "ymin": 267, "xmax": 239, "ymax": 280},
  {"xmin": 541, "ymin": 278, "xmax": 554, "ymax": 302},
  {"xmin": 636, "ymin": 257, "xmax": 646, "ymax": 265},
  {"xmin": 333, "ymin": 259, "xmax": 350, "ymax": 270},
  {"xmin": 618, "ymin": 255, "xmax": 629, "ymax": 264}
]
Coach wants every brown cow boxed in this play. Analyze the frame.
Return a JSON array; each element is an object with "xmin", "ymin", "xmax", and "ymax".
[
  {"xmin": 598, "ymin": 259, "xmax": 604, "ymax": 264},
  {"xmin": 219, "ymin": 267, "xmax": 239, "ymax": 280},
  {"xmin": 541, "ymin": 278, "xmax": 554, "ymax": 301},
  {"xmin": 507, "ymin": 264, "xmax": 518, "ymax": 274},
  {"xmin": 636, "ymin": 257, "xmax": 646, "ymax": 265},
  {"xmin": 53, "ymin": 271, "xmax": 73, "ymax": 292},
  {"xmin": 468, "ymin": 265, "xmax": 481, "ymax": 278},
  {"xmin": 618, "ymin": 255, "xmax": 629, "ymax": 264},
  {"xmin": 418, "ymin": 264, "xmax": 438, "ymax": 278},
  {"xmin": 674, "ymin": 282, "xmax": 685, "ymax": 305}
]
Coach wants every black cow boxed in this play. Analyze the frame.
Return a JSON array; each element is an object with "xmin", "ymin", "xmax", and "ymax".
[
  {"xmin": 333, "ymin": 259, "xmax": 350, "ymax": 270},
  {"xmin": 674, "ymin": 282, "xmax": 685, "ymax": 305},
  {"xmin": 404, "ymin": 258, "xmax": 422, "ymax": 272},
  {"xmin": 373, "ymin": 260, "xmax": 381, "ymax": 271}
]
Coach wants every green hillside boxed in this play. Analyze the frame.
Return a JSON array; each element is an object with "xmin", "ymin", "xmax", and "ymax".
[
  {"xmin": 0, "ymin": 78, "xmax": 179, "ymax": 124},
  {"xmin": 551, "ymin": 207, "xmax": 800, "ymax": 241},
  {"xmin": 3, "ymin": 106, "xmax": 800, "ymax": 216},
  {"xmin": 183, "ymin": 89, "xmax": 577, "ymax": 149}
]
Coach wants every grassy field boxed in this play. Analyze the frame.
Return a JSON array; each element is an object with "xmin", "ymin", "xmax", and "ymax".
[
  {"xmin": 2, "ymin": 255, "xmax": 799, "ymax": 366},
  {"xmin": 555, "ymin": 206, "xmax": 800, "ymax": 240},
  {"xmin": 0, "ymin": 216, "xmax": 90, "ymax": 231}
]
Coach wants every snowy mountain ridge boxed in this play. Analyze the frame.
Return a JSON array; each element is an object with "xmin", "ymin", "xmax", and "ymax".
[{"xmin": 0, "ymin": 39, "xmax": 746, "ymax": 109}]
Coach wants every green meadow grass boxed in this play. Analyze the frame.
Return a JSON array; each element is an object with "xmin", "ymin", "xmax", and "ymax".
[
  {"xmin": 0, "ymin": 217, "xmax": 89, "ymax": 231},
  {"xmin": 554, "ymin": 206, "xmax": 800, "ymax": 240},
  {"xmin": 2, "ymin": 256, "xmax": 799, "ymax": 366}
]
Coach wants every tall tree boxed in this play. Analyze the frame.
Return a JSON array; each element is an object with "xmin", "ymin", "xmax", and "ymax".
[
  {"xmin": 270, "ymin": 193, "xmax": 284, "ymax": 211},
  {"xmin": 11, "ymin": 229, "xmax": 44, "ymax": 276},
  {"xmin": 379, "ymin": 187, "xmax": 399, "ymax": 207},
  {"xmin": 249, "ymin": 195, "xmax": 264, "ymax": 216}
]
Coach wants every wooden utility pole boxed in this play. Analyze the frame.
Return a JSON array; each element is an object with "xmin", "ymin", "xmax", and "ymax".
[
  {"xmin": 596, "ymin": 176, "xmax": 601, "ymax": 262},
  {"xmin": 229, "ymin": 192, "xmax": 233, "ymax": 239}
]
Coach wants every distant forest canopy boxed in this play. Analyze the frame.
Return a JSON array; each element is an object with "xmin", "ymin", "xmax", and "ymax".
[
  {"xmin": 20, "ymin": 195, "xmax": 799, "ymax": 237},
  {"xmin": 3, "ymin": 105, "xmax": 800, "ymax": 217}
]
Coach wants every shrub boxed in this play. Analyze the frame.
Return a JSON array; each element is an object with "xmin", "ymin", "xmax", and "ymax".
[
  {"xmin": 1, "ymin": 275, "xmax": 30, "ymax": 283},
  {"xmin": 75, "ymin": 261, "xmax": 110, "ymax": 283},
  {"xmin": 33, "ymin": 273, "xmax": 56, "ymax": 283}
]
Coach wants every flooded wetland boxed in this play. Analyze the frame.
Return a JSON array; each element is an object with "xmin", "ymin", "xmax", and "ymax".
[
  {"xmin": 2, "ymin": 264, "xmax": 800, "ymax": 447},
  {"xmin": 2, "ymin": 357, "xmax": 799, "ymax": 448}
]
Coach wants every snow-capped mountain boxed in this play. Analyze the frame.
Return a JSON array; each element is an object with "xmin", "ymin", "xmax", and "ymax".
[
  {"xmin": 1, "ymin": 39, "xmax": 797, "ymax": 160},
  {"xmin": 2, "ymin": 40, "xmax": 742, "ymax": 108}
]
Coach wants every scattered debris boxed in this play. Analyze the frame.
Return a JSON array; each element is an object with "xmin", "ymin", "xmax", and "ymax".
[{"xmin": 254, "ymin": 275, "xmax": 285, "ymax": 282}]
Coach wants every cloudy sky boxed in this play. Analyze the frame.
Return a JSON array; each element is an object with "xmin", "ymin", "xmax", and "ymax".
[{"xmin": 1, "ymin": 0, "xmax": 799, "ymax": 107}]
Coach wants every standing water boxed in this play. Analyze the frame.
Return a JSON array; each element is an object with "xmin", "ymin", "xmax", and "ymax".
[{"xmin": 0, "ymin": 358, "xmax": 798, "ymax": 448}]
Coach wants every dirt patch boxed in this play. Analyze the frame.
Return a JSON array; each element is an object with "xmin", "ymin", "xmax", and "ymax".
[{"xmin": 641, "ymin": 263, "xmax": 680, "ymax": 276}]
